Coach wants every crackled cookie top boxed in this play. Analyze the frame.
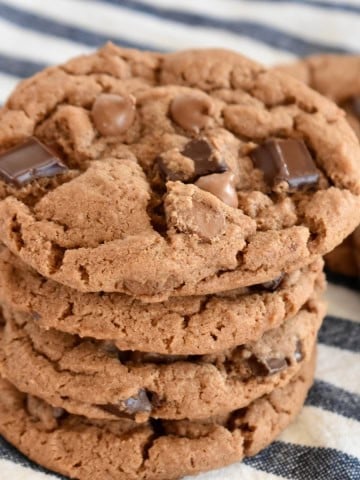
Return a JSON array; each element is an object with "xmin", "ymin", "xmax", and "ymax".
[
  {"xmin": 0, "ymin": 358, "xmax": 314, "ymax": 480},
  {"xmin": 0, "ymin": 45, "xmax": 359, "ymax": 297},
  {"xmin": 0, "ymin": 299, "xmax": 323, "ymax": 421}
]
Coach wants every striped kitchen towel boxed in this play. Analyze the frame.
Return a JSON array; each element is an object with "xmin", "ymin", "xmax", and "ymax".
[{"xmin": 0, "ymin": 1, "xmax": 359, "ymax": 479}]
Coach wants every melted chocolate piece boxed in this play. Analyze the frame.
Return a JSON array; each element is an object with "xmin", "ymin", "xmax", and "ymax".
[
  {"xmin": 195, "ymin": 171, "xmax": 238, "ymax": 208},
  {"xmin": 249, "ymin": 355, "xmax": 288, "ymax": 376},
  {"xmin": 170, "ymin": 94, "xmax": 212, "ymax": 132},
  {"xmin": 91, "ymin": 93, "xmax": 136, "ymax": 136},
  {"xmin": 0, "ymin": 137, "xmax": 68, "ymax": 187},
  {"xmin": 190, "ymin": 200, "xmax": 226, "ymax": 240},
  {"xmin": 251, "ymin": 273, "xmax": 285, "ymax": 293},
  {"xmin": 182, "ymin": 139, "xmax": 227, "ymax": 179},
  {"xmin": 250, "ymin": 138, "xmax": 319, "ymax": 189}
]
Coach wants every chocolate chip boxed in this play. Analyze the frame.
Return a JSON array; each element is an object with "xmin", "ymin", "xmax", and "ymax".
[
  {"xmin": 264, "ymin": 357, "xmax": 288, "ymax": 374},
  {"xmin": 250, "ymin": 138, "xmax": 319, "ymax": 190},
  {"xmin": 195, "ymin": 171, "xmax": 238, "ymax": 208},
  {"xmin": 123, "ymin": 389, "xmax": 152, "ymax": 415},
  {"xmin": 0, "ymin": 137, "xmax": 68, "ymax": 187},
  {"xmin": 294, "ymin": 340, "xmax": 304, "ymax": 362},
  {"xmin": 31, "ymin": 312, "xmax": 42, "ymax": 321},
  {"xmin": 98, "ymin": 389, "xmax": 152, "ymax": 419},
  {"xmin": 182, "ymin": 139, "xmax": 227, "ymax": 179},
  {"xmin": 249, "ymin": 355, "xmax": 288, "ymax": 376},
  {"xmin": 251, "ymin": 273, "xmax": 285, "ymax": 293},
  {"xmin": 91, "ymin": 93, "xmax": 136, "ymax": 136},
  {"xmin": 170, "ymin": 94, "xmax": 212, "ymax": 132}
]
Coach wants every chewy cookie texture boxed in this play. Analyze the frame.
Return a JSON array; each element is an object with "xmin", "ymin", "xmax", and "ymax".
[
  {"xmin": 0, "ymin": 299, "xmax": 324, "ymax": 421},
  {"xmin": 277, "ymin": 55, "xmax": 360, "ymax": 277},
  {"xmin": 0, "ymin": 44, "xmax": 358, "ymax": 480},
  {"xmin": 0, "ymin": 248, "xmax": 325, "ymax": 354},
  {"xmin": 0, "ymin": 45, "xmax": 360, "ymax": 298}
]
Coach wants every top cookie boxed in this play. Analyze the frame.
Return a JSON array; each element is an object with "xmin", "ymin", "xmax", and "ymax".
[{"xmin": 0, "ymin": 44, "xmax": 359, "ymax": 299}]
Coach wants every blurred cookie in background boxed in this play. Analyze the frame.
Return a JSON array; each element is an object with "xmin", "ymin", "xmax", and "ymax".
[{"xmin": 277, "ymin": 55, "xmax": 360, "ymax": 277}]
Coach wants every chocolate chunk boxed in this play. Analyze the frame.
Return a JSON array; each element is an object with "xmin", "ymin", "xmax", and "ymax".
[
  {"xmin": 170, "ymin": 94, "xmax": 212, "ymax": 132},
  {"xmin": 182, "ymin": 139, "xmax": 227, "ymax": 179},
  {"xmin": 251, "ymin": 273, "xmax": 285, "ymax": 293},
  {"xmin": 98, "ymin": 389, "xmax": 152, "ymax": 419},
  {"xmin": 0, "ymin": 137, "xmax": 68, "ymax": 187},
  {"xmin": 250, "ymin": 138, "xmax": 319, "ymax": 189},
  {"xmin": 91, "ymin": 93, "xmax": 136, "ymax": 136},
  {"xmin": 294, "ymin": 340, "xmax": 304, "ymax": 362},
  {"xmin": 263, "ymin": 357, "xmax": 288, "ymax": 374},
  {"xmin": 249, "ymin": 355, "xmax": 288, "ymax": 376},
  {"xmin": 170, "ymin": 196, "xmax": 226, "ymax": 241},
  {"xmin": 195, "ymin": 171, "xmax": 238, "ymax": 208},
  {"xmin": 123, "ymin": 389, "xmax": 152, "ymax": 415}
]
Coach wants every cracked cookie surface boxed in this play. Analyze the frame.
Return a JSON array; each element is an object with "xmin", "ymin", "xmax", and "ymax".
[
  {"xmin": 0, "ymin": 45, "xmax": 359, "ymax": 298},
  {"xmin": 277, "ymin": 54, "xmax": 360, "ymax": 276},
  {"xmin": 0, "ymin": 247, "xmax": 324, "ymax": 355},
  {"xmin": 0, "ymin": 299, "xmax": 324, "ymax": 421},
  {"xmin": 0, "ymin": 353, "xmax": 315, "ymax": 480}
]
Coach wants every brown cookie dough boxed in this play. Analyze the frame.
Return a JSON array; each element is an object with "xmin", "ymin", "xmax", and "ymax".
[
  {"xmin": 0, "ymin": 299, "xmax": 324, "ymax": 421},
  {"xmin": 0, "ymin": 45, "xmax": 359, "ymax": 298},
  {"xmin": 0, "ymin": 353, "xmax": 315, "ymax": 480},
  {"xmin": 277, "ymin": 55, "xmax": 360, "ymax": 276},
  {"xmin": 0, "ymin": 247, "xmax": 325, "ymax": 355}
]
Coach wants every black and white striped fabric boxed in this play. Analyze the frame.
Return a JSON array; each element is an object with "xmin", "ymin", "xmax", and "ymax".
[{"xmin": 0, "ymin": 1, "xmax": 359, "ymax": 479}]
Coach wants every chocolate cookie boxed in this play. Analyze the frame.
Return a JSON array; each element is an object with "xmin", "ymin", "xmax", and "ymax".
[
  {"xmin": 0, "ymin": 300, "xmax": 324, "ymax": 421},
  {"xmin": 0, "ymin": 45, "xmax": 359, "ymax": 298},
  {"xmin": 0, "ymin": 247, "xmax": 325, "ymax": 355},
  {"xmin": 0, "ymin": 353, "xmax": 315, "ymax": 480},
  {"xmin": 277, "ymin": 55, "xmax": 360, "ymax": 276}
]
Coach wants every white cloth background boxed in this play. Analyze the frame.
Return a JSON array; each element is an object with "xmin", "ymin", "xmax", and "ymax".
[{"xmin": 0, "ymin": 1, "xmax": 359, "ymax": 479}]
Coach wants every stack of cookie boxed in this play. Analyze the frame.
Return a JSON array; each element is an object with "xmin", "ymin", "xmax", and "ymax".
[{"xmin": 0, "ymin": 45, "xmax": 359, "ymax": 480}]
